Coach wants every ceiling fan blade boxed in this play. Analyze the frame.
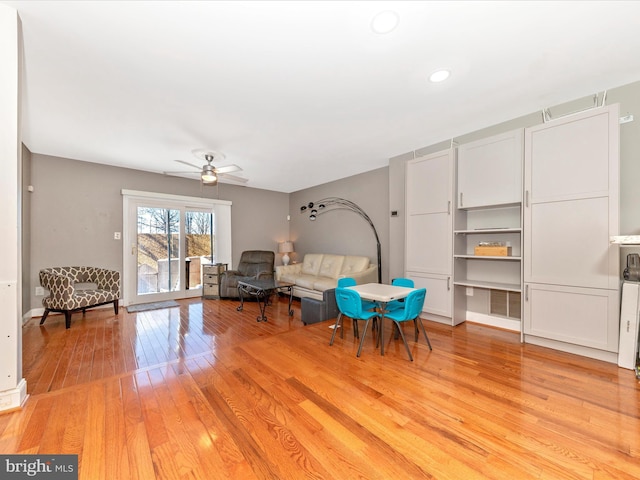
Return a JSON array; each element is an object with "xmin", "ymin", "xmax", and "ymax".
[
  {"xmin": 163, "ymin": 170, "xmax": 199, "ymax": 175},
  {"xmin": 214, "ymin": 164, "xmax": 242, "ymax": 174},
  {"xmin": 175, "ymin": 159, "xmax": 201, "ymax": 170},
  {"xmin": 219, "ymin": 173, "xmax": 249, "ymax": 184}
]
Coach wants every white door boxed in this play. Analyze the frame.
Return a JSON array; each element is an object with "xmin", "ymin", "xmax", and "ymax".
[
  {"xmin": 405, "ymin": 149, "xmax": 454, "ymax": 320},
  {"xmin": 457, "ymin": 129, "xmax": 523, "ymax": 209},
  {"xmin": 524, "ymin": 105, "xmax": 619, "ymax": 289}
]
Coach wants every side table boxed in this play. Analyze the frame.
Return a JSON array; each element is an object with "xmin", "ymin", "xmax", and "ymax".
[{"xmin": 203, "ymin": 263, "xmax": 227, "ymax": 299}]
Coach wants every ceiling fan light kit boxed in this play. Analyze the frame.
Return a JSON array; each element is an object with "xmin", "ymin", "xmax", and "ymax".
[{"xmin": 201, "ymin": 164, "xmax": 218, "ymax": 185}]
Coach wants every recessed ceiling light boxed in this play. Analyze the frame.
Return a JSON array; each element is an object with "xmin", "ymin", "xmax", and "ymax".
[
  {"xmin": 429, "ymin": 70, "xmax": 451, "ymax": 83},
  {"xmin": 371, "ymin": 10, "xmax": 399, "ymax": 34}
]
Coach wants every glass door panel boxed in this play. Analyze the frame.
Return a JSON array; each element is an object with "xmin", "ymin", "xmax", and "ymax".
[
  {"xmin": 136, "ymin": 207, "xmax": 180, "ymax": 296},
  {"xmin": 185, "ymin": 210, "xmax": 213, "ymax": 290}
]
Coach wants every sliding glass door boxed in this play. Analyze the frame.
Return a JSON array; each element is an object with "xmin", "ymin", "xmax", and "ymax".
[{"xmin": 123, "ymin": 191, "xmax": 232, "ymax": 307}]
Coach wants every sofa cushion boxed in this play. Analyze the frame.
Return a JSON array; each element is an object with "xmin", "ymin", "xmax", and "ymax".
[
  {"xmin": 318, "ymin": 254, "xmax": 344, "ymax": 279},
  {"xmin": 301, "ymin": 254, "xmax": 324, "ymax": 276},
  {"xmin": 312, "ymin": 277, "xmax": 338, "ymax": 292},
  {"xmin": 278, "ymin": 272, "xmax": 300, "ymax": 284},
  {"xmin": 340, "ymin": 256, "xmax": 370, "ymax": 275},
  {"xmin": 294, "ymin": 274, "xmax": 322, "ymax": 290}
]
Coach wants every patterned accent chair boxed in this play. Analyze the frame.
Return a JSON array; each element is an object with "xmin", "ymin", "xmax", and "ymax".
[
  {"xmin": 39, "ymin": 266, "xmax": 120, "ymax": 329},
  {"xmin": 219, "ymin": 250, "xmax": 275, "ymax": 299}
]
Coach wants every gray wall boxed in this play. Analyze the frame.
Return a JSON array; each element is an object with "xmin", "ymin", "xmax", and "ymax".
[
  {"xmin": 27, "ymin": 153, "xmax": 290, "ymax": 311},
  {"xmin": 289, "ymin": 167, "xmax": 389, "ymax": 282},
  {"xmin": 24, "ymin": 79, "xmax": 640, "ymax": 314}
]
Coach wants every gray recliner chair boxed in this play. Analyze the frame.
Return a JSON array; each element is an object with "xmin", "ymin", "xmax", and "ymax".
[{"xmin": 219, "ymin": 250, "xmax": 275, "ymax": 299}]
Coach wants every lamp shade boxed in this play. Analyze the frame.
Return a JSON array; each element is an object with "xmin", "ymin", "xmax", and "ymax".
[{"xmin": 278, "ymin": 241, "xmax": 294, "ymax": 253}]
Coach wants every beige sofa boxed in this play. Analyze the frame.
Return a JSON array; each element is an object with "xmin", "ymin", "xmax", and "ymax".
[{"xmin": 275, "ymin": 253, "xmax": 377, "ymax": 300}]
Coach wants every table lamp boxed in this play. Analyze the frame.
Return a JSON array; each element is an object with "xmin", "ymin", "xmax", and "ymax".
[{"xmin": 278, "ymin": 241, "xmax": 294, "ymax": 266}]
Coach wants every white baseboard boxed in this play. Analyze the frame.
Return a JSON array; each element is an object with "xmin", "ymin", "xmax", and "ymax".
[
  {"xmin": 0, "ymin": 378, "xmax": 28, "ymax": 412},
  {"xmin": 524, "ymin": 334, "xmax": 618, "ymax": 364},
  {"xmin": 466, "ymin": 311, "xmax": 521, "ymax": 332},
  {"xmin": 27, "ymin": 303, "xmax": 113, "ymax": 322}
]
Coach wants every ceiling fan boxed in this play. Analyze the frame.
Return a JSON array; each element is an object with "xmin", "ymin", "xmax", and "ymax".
[{"xmin": 164, "ymin": 149, "xmax": 248, "ymax": 186}]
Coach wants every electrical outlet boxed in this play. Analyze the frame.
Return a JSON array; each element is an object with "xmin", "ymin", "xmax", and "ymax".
[
  {"xmin": 466, "ymin": 287, "xmax": 474, "ymax": 296},
  {"xmin": 114, "ymin": 232, "xmax": 121, "ymax": 240},
  {"xmin": 35, "ymin": 286, "xmax": 44, "ymax": 296}
]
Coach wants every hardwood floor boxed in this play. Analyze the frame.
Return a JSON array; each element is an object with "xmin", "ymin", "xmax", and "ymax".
[{"xmin": 2, "ymin": 296, "xmax": 639, "ymax": 479}]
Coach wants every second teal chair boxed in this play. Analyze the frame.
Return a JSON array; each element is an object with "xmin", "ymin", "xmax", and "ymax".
[
  {"xmin": 380, "ymin": 288, "xmax": 432, "ymax": 361},
  {"xmin": 387, "ymin": 277, "xmax": 414, "ymax": 312},
  {"xmin": 331, "ymin": 287, "xmax": 380, "ymax": 357}
]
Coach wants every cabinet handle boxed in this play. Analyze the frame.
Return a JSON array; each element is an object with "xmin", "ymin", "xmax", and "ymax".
[
  {"xmin": 525, "ymin": 284, "xmax": 529, "ymax": 301},
  {"xmin": 525, "ymin": 190, "xmax": 529, "ymax": 208},
  {"xmin": 447, "ymin": 201, "xmax": 451, "ymax": 215},
  {"xmin": 459, "ymin": 192, "xmax": 464, "ymax": 207},
  {"xmin": 447, "ymin": 277, "xmax": 451, "ymax": 291}
]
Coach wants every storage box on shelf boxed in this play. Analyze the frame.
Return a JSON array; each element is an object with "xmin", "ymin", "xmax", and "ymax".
[{"xmin": 474, "ymin": 245, "xmax": 512, "ymax": 257}]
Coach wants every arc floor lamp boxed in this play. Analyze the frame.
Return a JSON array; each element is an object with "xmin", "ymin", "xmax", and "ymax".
[{"xmin": 300, "ymin": 197, "xmax": 382, "ymax": 284}]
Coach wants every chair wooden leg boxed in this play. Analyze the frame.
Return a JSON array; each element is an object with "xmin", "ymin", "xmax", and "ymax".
[
  {"xmin": 329, "ymin": 313, "xmax": 343, "ymax": 346},
  {"xmin": 40, "ymin": 309, "xmax": 50, "ymax": 325},
  {"xmin": 64, "ymin": 311, "xmax": 72, "ymax": 329},
  {"xmin": 113, "ymin": 300, "xmax": 119, "ymax": 315}
]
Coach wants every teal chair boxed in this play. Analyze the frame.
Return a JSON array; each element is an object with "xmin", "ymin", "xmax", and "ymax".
[
  {"xmin": 337, "ymin": 277, "xmax": 378, "ymax": 338},
  {"xmin": 380, "ymin": 288, "xmax": 432, "ymax": 361},
  {"xmin": 387, "ymin": 277, "xmax": 414, "ymax": 312},
  {"xmin": 331, "ymin": 287, "xmax": 380, "ymax": 357}
]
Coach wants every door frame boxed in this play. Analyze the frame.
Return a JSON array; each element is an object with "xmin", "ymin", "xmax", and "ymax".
[{"xmin": 121, "ymin": 189, "xmax": 232, "ymax": 307}]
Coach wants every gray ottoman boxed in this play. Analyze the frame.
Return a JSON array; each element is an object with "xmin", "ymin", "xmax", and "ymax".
[{"xmin": 301, "ymin": 288, "xmax": 339, "ymax": 325}]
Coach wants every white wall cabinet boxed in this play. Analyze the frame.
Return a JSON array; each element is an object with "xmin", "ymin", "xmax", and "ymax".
[
  {"xmin": 405, "ymin": 149, "xmax": 454, "ymax": 323},
  {"xmin": 524, "ymin": 104, "xmax": 620, "ymax": 359},
  {"xmin": 457, "ymin": 129, "xmax": 523, "ymax": 209}
]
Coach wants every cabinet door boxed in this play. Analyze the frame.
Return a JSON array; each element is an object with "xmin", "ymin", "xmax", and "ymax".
[
  {"xmin": 523, "ymin": 283, "xmax": 619, "ymax": 352},
  {"xmin": 524, "ymin": 105, "xmax": 619, "ymax": 289},
  {"xmin": 457, "ymin": 129, "xmax": 523, "ymax": 208},
  {"xmin": 408, "ymin": 273, "xmax": 452, "ymax": 318},
  {"xmin": 405, "ymin": 150, "xmax": 453, "ymax": 275},
  {"xmin": 406, "ymin": 212, "xmax": 450, "ymax": 274}
]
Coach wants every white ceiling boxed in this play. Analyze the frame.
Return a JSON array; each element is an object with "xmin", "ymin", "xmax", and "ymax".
[{"xmin": 5, "ymin": 1, "xmax": 640, "ymax": 193}]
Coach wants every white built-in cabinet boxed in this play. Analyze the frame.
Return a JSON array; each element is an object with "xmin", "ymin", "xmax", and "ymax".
[
  {"xmin": 404, "ymin": 106, "xmax": 621, "ymax": 361},
  {"xmin": 523, "ymin": 105, "xmax": 620, "ymax": 357},
  {"xmin": 405, "ymin": 149, "xmax": 455, "ymax": 323},
  {"xmin": 453, "ymin": 129, "xmax": 524, "ymax": 330}
]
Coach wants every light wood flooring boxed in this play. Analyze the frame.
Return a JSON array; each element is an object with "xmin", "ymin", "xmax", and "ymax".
[{"xmin": 1, "ymin": 296, "xmax": 639, "ymax": 479}]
